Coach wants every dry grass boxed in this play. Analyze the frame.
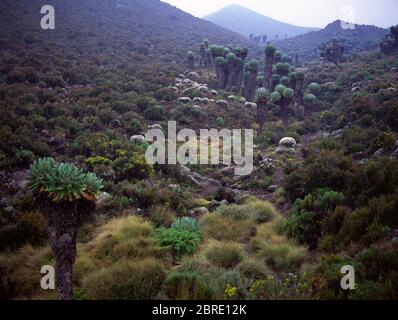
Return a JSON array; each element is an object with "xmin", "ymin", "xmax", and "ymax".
[
  {"xmin": 200, "ymin": 213, "xmax": 255, "ymax": 242},
  {"xmin": 0, "ymin": 245, "xmax": 55, "ymax": 299},
  {"xmin": 252, "ymin": 221, "xmax": 307, "ymax": 272}
]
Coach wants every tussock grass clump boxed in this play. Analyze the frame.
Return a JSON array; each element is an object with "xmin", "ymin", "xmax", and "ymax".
[
  {"xmin": 216, "ymin": 200, "xmax": 276, "ymax": 223},
  {"xmin": 150, "ymin": 204, "xmax": 177, "ymax": 227},
  {"xmin": 82, "ymin": 258, "xmax": 165, "ymax": 300},
  {"xmin": 0, "ymin": 245, "xmax": 55, "ymax": 299},
  {"xmin": 200, "ymin": 213, "xmax": 255, "ymax": 242},
  {"xmin": 252, "ymin": 222, "xmax": 307, "ymax": 272},
  {"xmin": 88, "ymin": 215, "xmax": 169, "ymax": 263},
  {"xmin": 204, "ymin": 241, "xmax": 245, "ymax": 269},
  {"xmin": 163, "ymin": 271, "xmax": 214, "ymax": 300},
  {"xmin": 235, "ymin": 258, "xmax": 270, "ymax": 280}
]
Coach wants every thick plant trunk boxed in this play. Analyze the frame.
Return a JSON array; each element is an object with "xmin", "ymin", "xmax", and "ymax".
[
  {"xmin": 225, "ymin": 62, "xmax": 236, "ymax": 91},
  {"xmin": 206, "ymin": 52, "xmax": 213, "ymax": 68},
  {"xmin": 295, "ymin": 79, "xmax": 304, "ymax": 105},
  {"xmin": 245, "ymin": 70, "xmax": 258, "ymax": 102},
  {"xmin": 188, "ymin": 56, "xmax": 195, "ymax": 70},
  {"xmin": 304, "ymin": 104, "xmax": 314, "ymax": 118},
  {"xmin": 216, "ymin": 66, "xmax": 226, "ymax": 90},
  {"xmin": 281, "ymin": 98, "xmax": 293, "ymax": 128},
  {"xmin": 0, "ymin": 264, "xmax": 10, "ymax": 300},
  {"xmin": 263, "ymin": 55, "xmax": 274, "ymax": 89},
  {"xmin": 235, "ymin": 66, "xmax": 244, "ymax": 93},
  {"xmin": 257, "ymin": 102, "xmax": 267, "ymax": 129},
  {"xmin": 39, "ymin": 197, "xmax": 94, "ymax": 300}
]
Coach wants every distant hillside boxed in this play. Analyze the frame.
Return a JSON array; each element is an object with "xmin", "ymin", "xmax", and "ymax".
[
  {"xmin": 276, "ymin": 20, "xmax": 389, "ymax": 62},
  {"xmin": 0, "ymin": 0, "xmax": 251, "ymax": 65},
  {"xmin": 204, "ymin": 4, "xmax": 319, "ymax": 41}
]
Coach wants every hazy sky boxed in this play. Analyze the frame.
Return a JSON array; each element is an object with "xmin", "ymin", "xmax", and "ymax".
[{"xmin": 161, "ymin": 0, "xmax": 398, "ymax": 28}]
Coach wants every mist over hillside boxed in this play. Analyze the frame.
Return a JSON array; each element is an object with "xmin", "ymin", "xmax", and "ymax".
[{"xmin": 204, "ymin": 4, "xmax": 319, "ymax": 40}]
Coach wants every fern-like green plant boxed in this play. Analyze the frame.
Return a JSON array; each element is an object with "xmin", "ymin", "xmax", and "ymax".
[{"xmin": 171, "ymin": 217, "xmax": 200, "ymax": 234}]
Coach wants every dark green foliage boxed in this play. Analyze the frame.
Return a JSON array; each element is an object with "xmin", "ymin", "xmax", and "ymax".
[
  {"xmin": 279, "ymin": 189, "xmax": 344, "ymax": 247},
  {"xmin": 171, "ymin": 217, "xmax": 200, "ymax": 234},
  {"xmin": 152, "ymin": 228, "xmax": 201, "ymax": 259},
  {"xmin": 28, "ymin": 158, "xmax": 103, "ymax": 202}
]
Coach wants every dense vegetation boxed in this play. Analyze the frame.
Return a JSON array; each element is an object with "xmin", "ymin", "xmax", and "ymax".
[{"xmin": 0, "ymin": 0, "xmax": 397, "ymax": 300}]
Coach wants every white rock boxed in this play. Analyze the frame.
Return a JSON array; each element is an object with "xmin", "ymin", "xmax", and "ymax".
[
  {"xmin": 178, "ymin": 97, "xmax": 192, "ymax": 104},
  {"xmin": 211, "ymin": 90, "xmax": 219, "ymax": 96},
  {"xmin": 216, "ymin": 100, "xmax": 228, "ymax": 107},
  {"xmin": 193, "ymin": 97, "xmax": 202, "ymax": 103},
  {"xmin": 148, "ymin": 124, "xmax": 162, "ymax": 130},
  {"xmin": 227, "ymin": 95, "xmax": 236, "ymax": 102},
  {"xmin": 279, "ymin": 137, "xmax": 297, "ymax": 148},
  {"xmin": 130, "ymin": 135, "xmax": 146, "ymax": 144},
  {"xmin": 244, "ymin": 102, "xmax": 257, "ymax": 108}
]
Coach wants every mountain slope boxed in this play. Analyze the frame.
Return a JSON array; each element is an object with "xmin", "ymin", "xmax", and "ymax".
[
  {"xmin": 276, "ymin": 20, "xmax": 389, "ymax": 62},
  {"xmin": 204, "ymin": 4, "xmax": 319, "ymax": 40},
  {"xmin": 0, "ymin": 0, "xmax": 251, "ymax": 65}
]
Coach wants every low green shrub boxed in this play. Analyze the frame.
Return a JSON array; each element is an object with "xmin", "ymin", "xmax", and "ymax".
[{"xmin": 152, "ymin": 227, "xmax": 200, "ymax": 259}]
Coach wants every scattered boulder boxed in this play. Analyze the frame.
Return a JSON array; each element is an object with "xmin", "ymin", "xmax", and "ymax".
[
  {"xmin": 276, "ymin": 147, "xmax": 296, "ymax": 155},
  {"xmin": 216, "ymin": 100, "xmax": 228, "ymax": 107},
  {"xmin": 193, "ymin": 207, "xmax": 209, "ymax": 215},
  {"xmin": 167, "ymin": 86, "xmax": 179, "ymax": 93},
  {"xmin": 199, "ymin": 86, "xmax": 209, "ymax": 93},
  {"xmin": 148, "ymin": 124, "xmax": 162, "ymax": 130},
  {"xmin": 211, "ymin": 90, "xmax": 218, "ymax": 96},
  {"xmin": 279, "ymin": 137, "xmax": 297, "ymax": 148},
  {"xmin": 178, "ymin": 97, "xmax": 192, "ymax": 104},
  {"xmin": 244, "ymin": 102, "xmax": 257, "ymax": 108},
  {"xmin": 96, "ymin": 192, "xmax": 113, "ymax": 209},
  {"xmin": 227, "ymin": 95, "xmax": 236, "ymax": 102},
  {"xmin": 211, "ymin": 200, "xmax": 221, "ymax": 207},
  {"xmin": 209, "ymin": 99, "xmax": 215, "ymax": 103},
  {"xmin": 220, "ymin": 166, "xmax": 235, "ymax": 177},
  {"xmin": 201, "ymin": 97, "xmax": 209, "ymax": 104},
  {"xmin": 130, "ymin": 135, "xmax": 146, "ymax": 144},
  {"xmin": 192, "ymin": 105, "xmax": 202, "ymax": 110},
  {"xmin": 188, "ymin": 72, "xmax": 200, "ymax": 80},
  {"xmin": 193, "ymin": 97, "xmax": 202, "ymax": 103},
  {"xmin": 110, "ymin": 119, "xmax": 121, "ymax": 128},
  {"xmin": 267, "ymin": 185, "xmax": 279, "ymax": 192},
  {"xmin": 220, "ymin": 200, "xmax": 229, "ymax": 206},
  {"xmin": 239, "ymin": 97, "xmax": 246, "ymax": 104}
]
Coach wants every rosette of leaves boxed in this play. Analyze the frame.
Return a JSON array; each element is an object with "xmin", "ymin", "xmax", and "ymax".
[
  {"xmin": 27, "ymin": 158, "xmax": 103, "ymax": 300},
  {"xmin": 308, "ymin": 82, "xmax": 321, "ymax": 95},
  {"xmin": 28, "ymin": 158, "xmax": 103, "ymax": 202},
  {"xmin": 280, "ymin": 76, "xmax": 290, "ymax": 86},
  {"xmin": 275, "ymin": 62, "xmax": 291, "ymax": 77}
]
